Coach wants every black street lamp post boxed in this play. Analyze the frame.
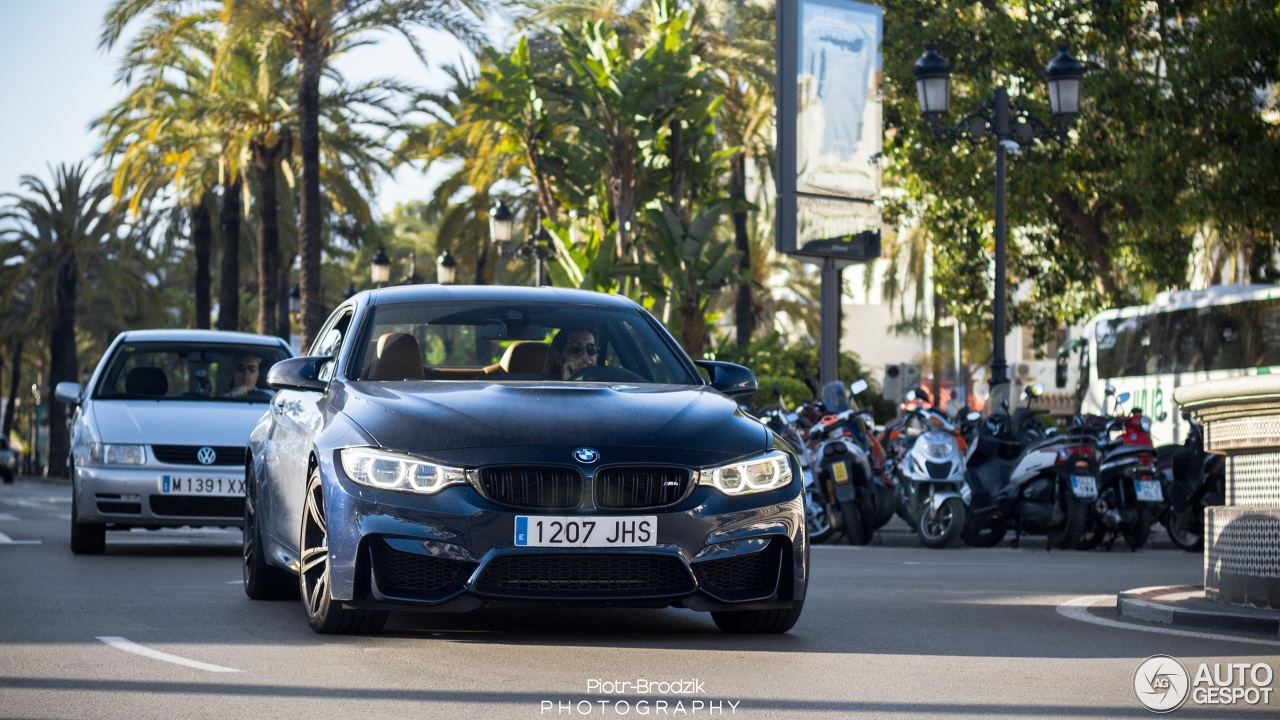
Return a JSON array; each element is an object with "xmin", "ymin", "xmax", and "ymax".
[
  {"xmin": 370, "ymin": 248, "xmax": 391, "ymax": 288},
  {"xmin": 912, "ymin": 44, "xmax": 1083, "ymax": 388},
  {"xmin": 488, "ymin": 200, "xmax": 553, "ymax": 286},
  {"xmin": 436, "ymin": 250, "xmax": 458, "ymax": 285}
]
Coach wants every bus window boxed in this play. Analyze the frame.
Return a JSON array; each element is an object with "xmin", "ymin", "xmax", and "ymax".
[
  {"xmin": 1206, "ymin": 304, "xmax": 1248, "ymax": 371},
  {"xmin": 1095, "ymin": 319, "xmax": 1122, "ymax": 378},
  {"xmin": 1247, "ymin": 298, "xmax": 1280, "ymax": 368},
  {"xmin": 1161, "ymin": 307, "xmax": 1207, "ymax": 374}
]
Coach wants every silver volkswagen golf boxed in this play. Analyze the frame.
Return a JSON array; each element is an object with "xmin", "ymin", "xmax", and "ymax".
[{"xmin": 56, "ymin": 329, "xmax": 292, "ymax": 554}]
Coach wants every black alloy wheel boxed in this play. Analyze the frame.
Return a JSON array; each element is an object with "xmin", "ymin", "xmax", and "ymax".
[
  {"xmin": 69, "ymin": 471, "xmax": 106, "ymax": 555},
  {"xmin": 712, "ymin": 600, "xmax": 805, "ymax": 634},
  {"xmin": 300, "ymin": 468, "xmax": 387, "ymax": 634},
  {"xmin": 243, "ymin": 461, "xmax": 298, "ymax": 600}
]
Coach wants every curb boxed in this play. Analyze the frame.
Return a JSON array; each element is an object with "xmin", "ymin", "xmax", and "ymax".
[{"xmin": 1118, "ymin": 585, "xmax": 1280, "ymax": 637}]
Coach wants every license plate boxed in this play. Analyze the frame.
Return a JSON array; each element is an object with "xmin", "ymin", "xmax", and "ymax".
[
  {"xmin": 832, "ymin": 461, "xmax": 850, "ymax": 484},
  {"xmin": 1135, "ymin": 479, "xmax": 1163, "ymax": 502},
  {"xmin": 1070, "ymin": 475, "xmax": 1098, "ymax": 498},
  {"xmin": 514, "ymin": 516, "xmax": 657, "ymax": 547},
  {"xmin": 159, "ymin": 475, "xmax": 245, "ymax": 496}
]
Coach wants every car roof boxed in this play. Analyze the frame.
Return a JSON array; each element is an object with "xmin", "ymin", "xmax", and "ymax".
[
  {"xmin": 362, "ymin": 284, "xmax": 643, "ymax": 310},
  {"xmin": 115, "ymin": 329, "xmax": 291, "ymax": 348}
]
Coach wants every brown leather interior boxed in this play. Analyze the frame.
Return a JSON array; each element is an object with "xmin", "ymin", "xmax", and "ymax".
[
  {"xmin": 499, "ymin": 341, "xmax": 551, "ymax": 375},
  {"xmin": 366, "ymin": 333, "xmax": 426, "ymax": 381}
]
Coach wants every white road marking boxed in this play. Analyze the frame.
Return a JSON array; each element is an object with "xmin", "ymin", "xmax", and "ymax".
[
  {"xmin": 0, "ymin": 513, "xmax": 19, "ymax": 521},
  {"xmin": 96, "ymin": 636, "xmax": 240, "ymax": 673},
  {"xmin": 0, "ymin": 530, "xmax": 40, "ymax": 545},
  {"xmin": 1056, "ymin": 595, "xmax": 1280, "ymax": 647}
]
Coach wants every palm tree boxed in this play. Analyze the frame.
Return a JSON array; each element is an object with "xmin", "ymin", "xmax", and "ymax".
[
  {"xmin": 219, "ymin": 0, "xmax": 493, "ymax": 350},
  {"xmin": 0, "ymin": 164, "xmax": 149, "ymax": 476},
  {"xmin": 98, "ymin": 5, "xmax": 224, "ymax": 328}
]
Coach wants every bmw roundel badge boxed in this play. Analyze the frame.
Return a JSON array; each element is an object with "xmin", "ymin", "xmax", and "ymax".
[{"xmin": 573, "ymin": 447, "xmax": 599, "ymax": 464}]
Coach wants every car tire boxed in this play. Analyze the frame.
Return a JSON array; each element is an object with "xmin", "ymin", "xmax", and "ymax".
[
  {"xmin": 711, "ymin": 601, "xmax": 804, "ymax": 634},
  {"xmin": 299, "ymin": 468, "xmax": 387, "ymax": 634},
  {"xmin": 244, "ymin": 464, "xmax": 298, "ymax": 601},
  {"xmin": 70, "ymin": 483, "xmax": 106, "ymax": 555}
]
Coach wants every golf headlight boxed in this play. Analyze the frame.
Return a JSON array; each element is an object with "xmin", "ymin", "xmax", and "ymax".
[
  {"xmin": 697, "ymin": 451, "xmax": 793, "ymax": 496},
  {"xmin": 923, "ymin": 440, "xmax": 955, "ymax": 460},
  {"xmin": 88, "ymin": 443, "xmax": 146, "ymax": 466},
  {"xmin": 340, "ymin": 447, "xmax": 467, "ymax": 495}
]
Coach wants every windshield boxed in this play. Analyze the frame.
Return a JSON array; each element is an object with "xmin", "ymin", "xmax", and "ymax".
[
  {"xmin": 351, "ymin": 301, "xmax": 698, "ymax": 385},
  {"xmin": 93, "ymin": 342, "xmax": 291, "ymax": 402}
]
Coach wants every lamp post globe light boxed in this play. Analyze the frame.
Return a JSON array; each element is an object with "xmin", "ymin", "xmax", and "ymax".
[
  {"xmin": 436, "ymin": 250, "xmax": 458, "ymax": 285},
  {"xmin": 370, "ymin": 248, "xmax": 391, "ymax": 288},
  {"xmin": 911, "ymin": 44, "xmax": 1083, "ymax": 389},
  {"xmin": 488, "ymin": 200, "xmax": 553, "ymax": 287}
]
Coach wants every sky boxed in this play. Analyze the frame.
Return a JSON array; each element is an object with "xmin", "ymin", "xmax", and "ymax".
[{"xmin": 0, "ymin": 0, "xmax": 484, "ymax": 220}]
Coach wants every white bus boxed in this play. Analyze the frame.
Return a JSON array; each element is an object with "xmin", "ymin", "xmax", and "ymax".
[{"xmin": 1059, "ymin": 284, "xmax": 1280, "ymax": 445}]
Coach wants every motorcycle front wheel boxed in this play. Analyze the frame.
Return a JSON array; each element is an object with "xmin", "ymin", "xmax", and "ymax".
[
  {"xmin": 961, "ymin": 517, "xmax": 1007, "ymax": 548},
  {"xmin": 1164, "ymin": 506, "xmax": 1204, "ymax": 552},
  {"xmin": 918, "ymin": 496, "xmax": 966, "ymax": 549},
  {"xmin": 805, "ymin": 489, "xmax": 838, "ymax": 544}
]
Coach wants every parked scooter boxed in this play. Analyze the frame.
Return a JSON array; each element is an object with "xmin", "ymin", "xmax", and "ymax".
[
  {"xmin": 962, "ymin": 383, "xmax": 1101, "ymax": 549},
  {"xmin": 1077, "ymin": 389, "xmax": 1163, "ymax": 551},
  {"xmin": 894, "ymin": 400, "xmax": 980, "ymax": 548},
  {"xmin": 1158, "ymin": 416, "xmax": 1224, "ymax": 552},
  {"xmin": 760, "ymin": 387, "xmax": 838, "ymax": 544},
  {"xmin": 809, "ymin": 380, "xmax": 882, "ymax": 545}
]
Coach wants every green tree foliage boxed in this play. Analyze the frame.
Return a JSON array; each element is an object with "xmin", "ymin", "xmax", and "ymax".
[
  {"xmin": 881, "ymin": 0, "xmax": 1280, "ymax": 346},
  {"xmin": 0, "ymin": 164, "xmax": 154, "ymax": 475}
]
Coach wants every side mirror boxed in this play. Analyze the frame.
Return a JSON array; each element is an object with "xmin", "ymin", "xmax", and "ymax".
[
  {"xmin": 1118, "ymin": 391, "xmax": 1131, "ymax": 403},
  {"xmin": 694, "ymin": 360, "xmax": 759, "ymax": 399},
  {"xmin": 1105, "ymin": 383, "xmax": 1115, "ymax": 396},
  {"xmin": 1157, "ymin": 411, "xmax": 1168, "ymax": 422},
  {"xmin": 54, "ymin": 382, "xmax": 83, "ymax": 405},
  {"xmin": 267, "ymin": 356, "xmax": 333, "ymax": 392},
  {"xmin": 849, "ymin": 379, "xmax": 868, "ymax": 396}
]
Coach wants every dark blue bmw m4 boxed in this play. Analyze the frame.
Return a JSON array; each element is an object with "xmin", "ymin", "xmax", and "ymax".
[{"xmin": 244, "ymin": 285, "xmax": 807, "ymax": 634}]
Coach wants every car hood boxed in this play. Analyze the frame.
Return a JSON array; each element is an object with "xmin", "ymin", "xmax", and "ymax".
[
  {"xmin": 338, "ymin": 382, "xmax": 769, "ymax": 466},
  {"xmin": 89, "ymin": 400, "xmax": 269, "ymax": 446}
]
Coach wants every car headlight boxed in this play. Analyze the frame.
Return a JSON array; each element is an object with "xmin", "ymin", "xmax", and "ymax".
[
  {"xmin": 923, "ymin": 440, "xmax": 955, "ymax": 460},
  {"xmin": 697, "ymin": 451, "xmax": 793, "ymax": 496},
  {"xmin": 88, "ymin": 443, "xmax": 146, "ymax": 466},
  {"xmin": 339, "ymin": 447, "xmax": 467, "ymax": 495}
]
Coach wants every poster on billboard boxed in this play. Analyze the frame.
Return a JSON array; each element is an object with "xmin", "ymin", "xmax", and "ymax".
[{"xmin": 777, "ymin": 0, "xmax": 883, "ymax": 260}]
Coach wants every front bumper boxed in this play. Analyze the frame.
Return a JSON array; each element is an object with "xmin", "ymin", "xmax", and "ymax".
[
  {"xmin": 317, "ymin": 466, "xmax": 809, "ymax": 613},
  {"xmin": 74, "ymin": 463, "xmax": 245, "ymax": 528}
]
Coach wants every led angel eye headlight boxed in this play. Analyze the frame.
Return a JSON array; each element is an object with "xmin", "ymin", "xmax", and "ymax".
[
  {"xmin": 697, "ymin": 451, "xmax": 793, "ymax": 496},
  {"xmin": 339, "ymin": 448, "xmax": 467, "ymax": 495}
]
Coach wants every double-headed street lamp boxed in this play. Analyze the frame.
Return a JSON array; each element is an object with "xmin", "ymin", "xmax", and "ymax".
[
  {"xmin": 488, "ymin": 200, "xmax": 553, "ymax": 286},
  {"xmin": 912, "ymin": 44, "xmax": 1084, "ymax": 389}
]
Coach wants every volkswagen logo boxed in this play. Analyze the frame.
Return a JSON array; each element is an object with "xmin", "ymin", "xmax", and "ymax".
[
  {"xmin": 196, "ymin": 447, "xmax": 217, "ymax": 465},
  {"xmin": 573, "ymin": 447, "xmax": 599, "ymax": 464}
]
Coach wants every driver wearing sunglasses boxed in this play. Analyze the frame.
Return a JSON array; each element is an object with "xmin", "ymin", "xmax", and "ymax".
[{"xmin": 549, "ymin": 327, "xmax": 599, "ymax": 380}]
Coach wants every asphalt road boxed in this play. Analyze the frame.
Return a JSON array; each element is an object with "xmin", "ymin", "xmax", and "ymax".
[{"xmin": 1, "ymin": 476, "xmax": 1275, "ymax": 719}]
